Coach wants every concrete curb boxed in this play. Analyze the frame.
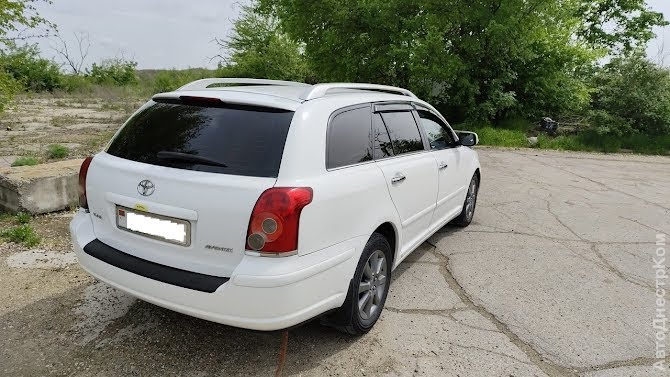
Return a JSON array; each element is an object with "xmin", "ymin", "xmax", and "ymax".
[{"xmin": 0, "ymin": 159, "xmax": 83, "ymax": 214}]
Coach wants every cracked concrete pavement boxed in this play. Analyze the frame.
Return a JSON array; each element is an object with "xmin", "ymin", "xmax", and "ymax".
[{"xmin": 1, "ymin": 148, "xmax": 668, "ymax": 376}]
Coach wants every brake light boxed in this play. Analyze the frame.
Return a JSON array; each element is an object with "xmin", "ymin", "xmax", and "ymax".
[
  {"xmin": 179, "ymin": 96, "xmax": 222, "ymax": 105},
  {"xmin": 78, "ymin": 156, "xmax": 93, "ymax": 209},
  {"xmin": 246, "ymin": 187, "xmax": 313, "ymax": 255}
]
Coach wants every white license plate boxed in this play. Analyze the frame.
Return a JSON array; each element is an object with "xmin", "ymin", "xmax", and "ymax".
[{"xmin": 116, "ymin": 206, "xmax": 191, "ymax": 246}]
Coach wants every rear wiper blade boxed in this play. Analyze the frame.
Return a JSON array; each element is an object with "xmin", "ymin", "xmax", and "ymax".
[{"xmin": 156, "ymin": 151, "xmax": 228, "ymax": 168}]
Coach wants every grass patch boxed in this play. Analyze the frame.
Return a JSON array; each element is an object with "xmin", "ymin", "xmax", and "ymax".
[
  {"xmin": 469, "ymin": 127, "xmax": 529, "ymax": 148},
  {"xmin": 459, "ymin": 124, "xmax": 669, "ymax": 155},
  {"xmin": 15, "ymin": 212, "xmax": 31, "ymax": 224},
  {"xmin": 100, "ymin": 102, "xmax": 123, "ymax": 111},
  {"xmin": 496, "ymin": 117, "xmax": 535, "ymax": 132},
  {"xmin": 571, "ymin": 131, "xmax": 669, "ymax": 154},
  {"xmin": 50, "ymin": 114, "xmax": 78, "ymax": 128},
  {"xmin": 100, "ymin": 101, "xmax": 136, "ymax": 113},
  {"xmin": 617, "ymin": 133, "xmax": 670, "ymax": 155},
  {"xmin": 0, "ymin": 211, "xmax": 13, "ymax": 221},
  {"xmin": 11, "ymin": 156, "xmax": 39, "ymax": 166},
  {"xmin": 0, "ymin": 224, "xmax": 41, "ymax": 247},
  {"xmin": 47, "ymin": 144, "xmax": 70, "ymax": 159},
  {"xmin": 85, "ymin": 129, "xmax": 116, "ymax": 152},
  {"xmin": 536, "ymin": 135, "xmax": 591, "ymax": 151},
  {"xmin": 0, "ymin": 212, "xmax": 41, "ymax": 247}
]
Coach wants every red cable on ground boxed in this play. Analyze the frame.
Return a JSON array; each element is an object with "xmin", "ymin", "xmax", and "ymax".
[{"xmin": 274, "ymin": 330, "xmax": 289, "ymax": 377}]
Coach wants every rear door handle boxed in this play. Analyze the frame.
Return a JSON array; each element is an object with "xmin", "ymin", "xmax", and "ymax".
[
  {"xmin": 438, "ymin": 161, "xmax": 449, "ymax": 170},
  {"xmin": 391, "ymin": 173, "xmax": 406, "ymax": 184}
]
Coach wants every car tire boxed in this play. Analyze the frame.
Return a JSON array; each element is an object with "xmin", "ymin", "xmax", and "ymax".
[
  {"xmin": 321, "ymin": 232, "xmax": 392, "ymax": 335},
  {"xmin": 451, "ymin": 173, "xmax": 479, "ymax": 227}
]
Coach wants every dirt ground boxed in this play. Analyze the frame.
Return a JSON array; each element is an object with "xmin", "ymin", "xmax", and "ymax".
[
  {"xmin": 1, "ymin": 147, "xmax": 668, "ymax": 376},
  {"xmin": 0, "ymin": 95, "xmax": 144, "ymax": 167}
]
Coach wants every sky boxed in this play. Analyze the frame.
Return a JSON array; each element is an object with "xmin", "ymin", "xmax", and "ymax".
[
  {"xmin": 34, "ymin": 0, "xmax": 246, "ymax": 70},
  {"xmin": 33, "ymin": 0, "xmax": 670, "ymax": 70},
  {"xmin": 647, "ymin": 0, "xmax": 670, "ymax": 65}
]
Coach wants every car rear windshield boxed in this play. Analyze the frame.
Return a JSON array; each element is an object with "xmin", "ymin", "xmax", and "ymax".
[{"xmin": 106, "ymin": 100, "xmax": 295, "ymax": 177}]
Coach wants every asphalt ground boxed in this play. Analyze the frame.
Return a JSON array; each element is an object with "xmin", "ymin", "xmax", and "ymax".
[{"xmin": 1, "ymin": 148, "xmax": 668, "ymax": 376}]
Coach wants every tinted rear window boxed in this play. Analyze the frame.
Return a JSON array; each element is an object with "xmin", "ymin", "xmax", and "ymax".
[
  {"xmin": 326, "ymin": 106, "xmax": 373, "ymax": 169},
  {"xmin": 106, "ymin": 101, "xmax": 294, "ymax": 177}
]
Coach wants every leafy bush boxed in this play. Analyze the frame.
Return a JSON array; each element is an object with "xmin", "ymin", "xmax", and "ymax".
[
  {"xmin": 12, "ymin": 156, "xmax": 39, "ymax": 166},
  {"xmin": 589, "ymin": 54, "xmax": 670, "ymax": 137},
  {"xmin": 88, "ymin": 58, "xmax": 138, "ymax": 86},
  {"xmin": 151, "ymin": 70, "xmax": 188, "ymax": 93},
  {"xmin": 0, "ymin": 44, "xmax": 62, "ymax": 91},
  {"xmin": 47, "ymin": 144, "xmax": 70, "ymax": 159},
  {"xmin": 60, "ymin": 74, "xmax": 93, "ymax": 93},
  {"xmin": 149, "ymin": 69, "xmax": 213, "ymax": 93},
  {"xmin": 0, "ymin": 69, "xmax": 20, "ymax": 112},
  {"xmin": 0, "ymin": 224, "xmax": 41, "ymax": 247}
]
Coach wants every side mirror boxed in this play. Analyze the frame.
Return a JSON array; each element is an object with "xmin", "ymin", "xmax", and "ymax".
[{"xmin": 456, "ymin": 131, "xmax": 478, "ymax": 147}]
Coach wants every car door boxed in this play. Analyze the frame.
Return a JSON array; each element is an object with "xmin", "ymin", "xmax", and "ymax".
[
  {"xmin": 372, "ymin": 104, "xmax": 438, "ymax": 256},
  {"xmin": 415, "ymin": 107, "xmax": 468, "ymax": 227}
]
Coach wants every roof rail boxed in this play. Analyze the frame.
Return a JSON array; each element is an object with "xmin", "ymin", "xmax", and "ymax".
[
  {"xmin": 177, "ymin": 78, "xmax": 310, "ymax": 91},
  {"xmin": 300, "ymin": 83, "xmax": 417, "ymax": 101}
]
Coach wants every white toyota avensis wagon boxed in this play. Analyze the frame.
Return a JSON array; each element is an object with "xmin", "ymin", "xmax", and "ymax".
[{"xmin": 70, "ymin": 78, "xmax": 481, "ymax": 334}]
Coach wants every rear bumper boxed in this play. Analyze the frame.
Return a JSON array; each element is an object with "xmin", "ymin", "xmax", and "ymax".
[{"xmin": 70, "ymin": 211, "xmax": 362, "ymax": 331}]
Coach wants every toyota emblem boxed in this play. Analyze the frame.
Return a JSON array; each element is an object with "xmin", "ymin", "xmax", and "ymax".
[{"xmin": 137, "ymin": 180, "xmax": 155, "ymax": 196}]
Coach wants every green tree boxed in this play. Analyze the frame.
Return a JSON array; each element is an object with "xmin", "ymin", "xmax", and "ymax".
[
  {"xmin": 575, "ymin": 0, "xmax": 667, "ymax": 54},
  {"xmin": 259, "ymin": 0, "xmax": 665, "ymax": 123},
  {"xmin": 589, "ymin": 54, "xmax": 670, "ymax": 137},
  {"xmin": 215, "ymin": 5, "xmax": 311, "ymax": 82},
  {"xmin": 1, "ymin": 0, "xmax": 52, "ymax": 111},
  {"xmin": 0, "ymin": 0, "xmax": 52, "ymax": 46}
]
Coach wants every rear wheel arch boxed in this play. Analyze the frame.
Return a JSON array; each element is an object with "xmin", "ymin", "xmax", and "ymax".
[{"xmin": 373, "ymin": 222, "xmax": 397, "ymax": 268}]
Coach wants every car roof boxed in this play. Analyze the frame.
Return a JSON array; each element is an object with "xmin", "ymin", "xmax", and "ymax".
[{"xmin": 154, "ymin": 79, "xmax": 431, "ymax": 112}]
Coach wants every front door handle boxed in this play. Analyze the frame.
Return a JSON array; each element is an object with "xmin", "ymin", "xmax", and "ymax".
[
  {"xmin": 438, "ymin": 161, "xmax": 449, "ymax": 170},
  {"xmin": 391, "ymin": 173, "xmax": 406, "ymax": 184}
]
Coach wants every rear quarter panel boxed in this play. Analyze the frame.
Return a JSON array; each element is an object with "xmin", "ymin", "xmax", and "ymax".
[{"xmin": 276, "ymin": 99, "xmax": 402, "ymax": 260}]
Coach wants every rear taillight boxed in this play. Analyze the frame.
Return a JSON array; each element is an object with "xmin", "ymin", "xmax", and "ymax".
[
  {"xmin": 78, "ymin": 156, "xmax": 93, "ymax": 209},
  {"xmin": 246, "ymin": 187, "xmax": 313, "ymax": 255}
]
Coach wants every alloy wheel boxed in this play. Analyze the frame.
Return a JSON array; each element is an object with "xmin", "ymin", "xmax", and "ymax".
[{"xmin": 358, "ymin": 249, "xmax": 387, "ymax": 320}]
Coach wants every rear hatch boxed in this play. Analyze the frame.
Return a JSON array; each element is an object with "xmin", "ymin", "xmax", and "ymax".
[{"xmin": 85, "ymin": 97, "xmax": 295, "ymax": 277}]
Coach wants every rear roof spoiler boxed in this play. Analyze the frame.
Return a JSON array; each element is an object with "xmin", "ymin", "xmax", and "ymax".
[{"xmin": 177, "ymin": 78, "xmax": 309, "ymax": 91}]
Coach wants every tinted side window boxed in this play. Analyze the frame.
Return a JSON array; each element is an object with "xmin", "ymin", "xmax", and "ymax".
[
  {"xmin": 380, "ymin": 111, "xmax": 425, "ymax": 155},
  {"xmin": 326, "ymin": 106, "xmax": 373, "ymax": 169},
  {"xmin": 372, "ymin": 113, "xmax": 394, "ymax": 159},
  {"xmin": 106, "ymin": 101, "xmax": 294, "ymax": 177},
  {"xmin": 417, "ymin": 110, "xmax": 455, "ymax": 150}
]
